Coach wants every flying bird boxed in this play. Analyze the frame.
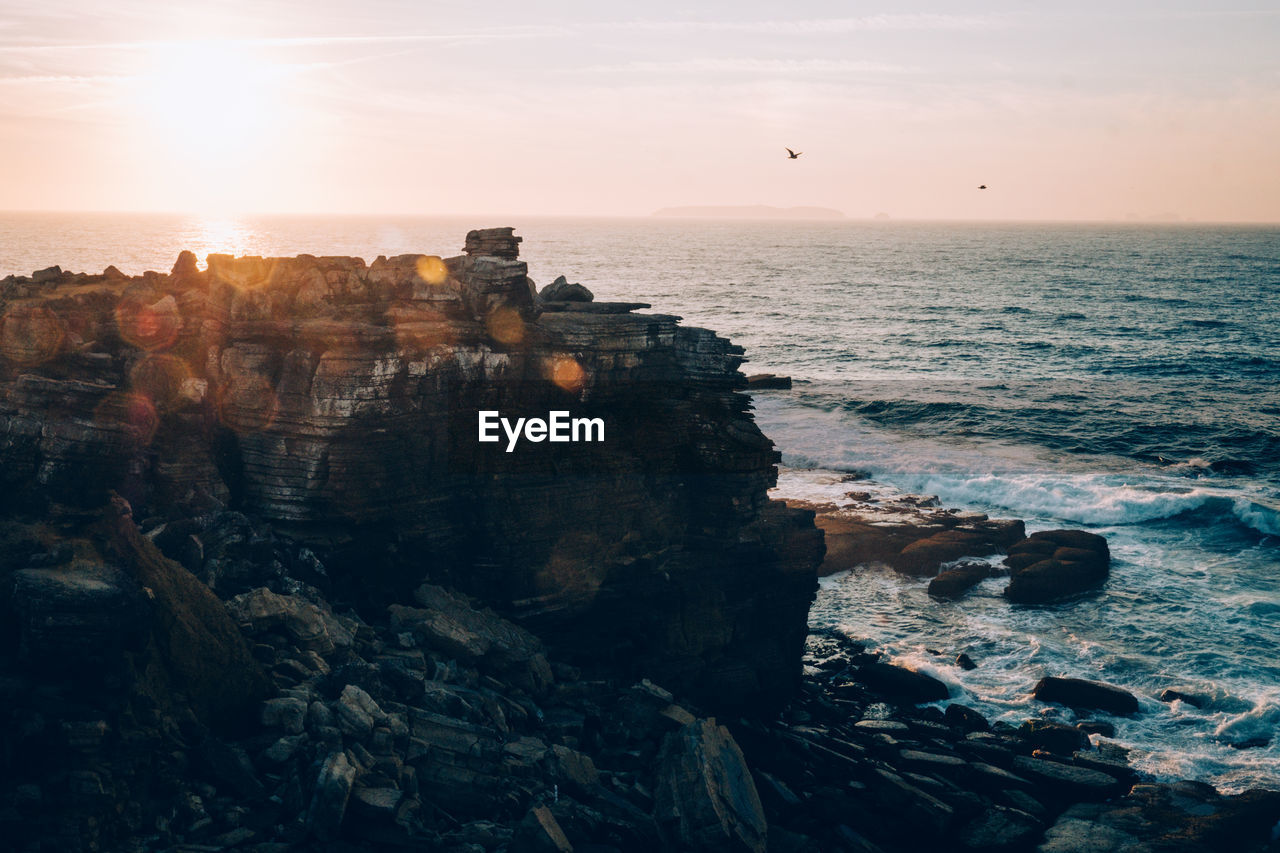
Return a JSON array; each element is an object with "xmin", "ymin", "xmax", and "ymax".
[
  {"xmin": 978, "ymin": 184, "xmax": 988, "ymax": 189},
  {"xmin": 785, "ymin": 148, "xmax": 802, "ymax": 159}
]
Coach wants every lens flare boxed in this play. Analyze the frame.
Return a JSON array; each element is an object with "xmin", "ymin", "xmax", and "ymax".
[
  {"xmin": 0, "ymin": 305, "xmax": 65, "ymax": 365},
  {"xmin": 115, "ymin": 287, "xmax": 182, "ymax": 351},
  {"xmin": 95, "ymin": 392, "xmax": 160, "ymax": 446},
  {"xmin": 129, "ymin": 354, "xmax": 193, "ymax": 410},
  {"xmin": 485, "ymin": 307, "xmax": 525, "ymax": 345},
  {"xmin": 548, "ymin": 356, "xmax": 587, "ymax": 393},
  {"xmin": 217, "ymin": 373, "xmax": 279, "ymax": 433},
  {"xmin": 415, "ymin": 255, "xmax": 449, "ymax": 286}
]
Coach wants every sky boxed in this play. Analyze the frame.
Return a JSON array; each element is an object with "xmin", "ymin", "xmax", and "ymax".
[{"xmin": 1, "ymin": 1, "xmax": 1278, "ymax": 221}]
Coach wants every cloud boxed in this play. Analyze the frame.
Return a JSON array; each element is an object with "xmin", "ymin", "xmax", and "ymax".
[
  {"xmin": 581, "ymin": 58, "xmax": 919, "ymax": 76},
  {"xmin": 595, "ymin": 14, "xmax": 1006, "ymax": 36}
]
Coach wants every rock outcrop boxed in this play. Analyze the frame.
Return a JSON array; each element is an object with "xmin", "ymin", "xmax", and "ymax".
[{"xmin": 0, "ymin": 228, "xmax": 823, "ymax": 712}]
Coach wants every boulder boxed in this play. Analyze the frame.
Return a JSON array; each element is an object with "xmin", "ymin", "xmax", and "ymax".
[
  {"xmin": 540, "ymin": 274, "xmax": 594, "ymax": 302},
  {"xmin": 389, "ymin": 584, "xmax": 553, "ymax": 693},
  {"xmin": 857, "ymin": 662, "xmax": 950, "ymax": 704},
  {"xmin": 1033, "ymin": 677, "xmax": 1139, "ymax": 716},
  {"xmin": 1016, "ymin": 719, "xmax": 1091, "ymax": 754},
  {"xmin": 927, "ymin": 562, "xmax": 991, "ymax": 600},
  {"xmin": 306, "ymin": 751, "xmax": 359, "ymax": 839},
  {"xmin": 745, "ymin": 374, "xmax": 792, "ymax": 390},
  {"xmin": 1010, "ymin": 756, "xmax": 1124, "ymax": 799},
  {"xmin": 654, "ymin": 718, "xmax": 768, "ymax": 853},
  {"xmin": 894, "ymin": 530, "xmax": 992, "ymax": 576},
  {"xmin": 957, "ymin": 806, "xmax": 1043, "ymax": 852},
  {"xmin": 1004, "ymin": 530, "xmax": 1109, "ymax": 604}
]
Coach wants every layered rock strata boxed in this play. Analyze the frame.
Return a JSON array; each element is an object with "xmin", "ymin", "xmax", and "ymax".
[{"xmin": 0, "ymin": 228, "xmax": 823, "ymax": 712}]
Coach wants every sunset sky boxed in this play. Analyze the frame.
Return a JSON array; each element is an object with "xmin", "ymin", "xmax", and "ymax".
[{"xmin": 1, "ymin": 1, "xmax": 1278, "ymax": 221}]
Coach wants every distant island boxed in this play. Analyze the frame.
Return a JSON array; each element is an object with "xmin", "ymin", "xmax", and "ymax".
[{"xmin": 652, "ymin": 205, "xmax": 846, "ymax": 220}]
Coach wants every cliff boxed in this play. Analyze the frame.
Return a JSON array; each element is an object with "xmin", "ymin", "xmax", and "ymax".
[{"xmin": 0, "ymin": 228, "xmax": 821, "ymax": 708}]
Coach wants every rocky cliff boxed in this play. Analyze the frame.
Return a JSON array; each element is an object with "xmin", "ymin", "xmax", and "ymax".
[{"xmin": 0, "ymin": 228, "xmax": 821, "ymax": 710}]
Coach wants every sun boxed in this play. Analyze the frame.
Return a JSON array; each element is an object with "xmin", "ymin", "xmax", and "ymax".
[{"xmin": 131, "ymin": 41, "xmax": 281, "ymax": 168}]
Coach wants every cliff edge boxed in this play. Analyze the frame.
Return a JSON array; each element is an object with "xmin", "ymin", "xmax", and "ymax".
[{"xmin": 0, "ymin": 227, "xmax": 822, "ymax": 711}]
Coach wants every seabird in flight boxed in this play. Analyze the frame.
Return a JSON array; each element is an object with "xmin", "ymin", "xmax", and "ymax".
[{"xmin": 786, "ymin": 148, "xmax": 802, "ymax": 159}]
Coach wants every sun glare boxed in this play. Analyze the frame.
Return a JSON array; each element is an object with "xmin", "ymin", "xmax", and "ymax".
[{"xmin": 132, "ymin": 41, "xmax": 281, "ymax": 167}]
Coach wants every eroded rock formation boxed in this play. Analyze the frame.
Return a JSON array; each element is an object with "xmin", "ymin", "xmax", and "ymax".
[{"xmin": 0, "ymin": 228, "xmax": 822, "ymax": 710}]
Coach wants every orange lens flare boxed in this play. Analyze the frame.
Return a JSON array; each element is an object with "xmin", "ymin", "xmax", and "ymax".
[
  {"xmin": 485, "ymin": 307, "xmax": 525, "ymax": 345},
  {"xmin": 115, "ymin": 288, "xmax": 182, "ymax": 351},
  {"xmin": 549, "ymin": 356, "xmax": 587, "ymax": 393},
  {"xmin": 95, "ymin": 392, "xmax": 160, "ymax": 446},
  {"xmin": 0, "ymin": 305, "xmax": 66, "ymax": 365},
  {"xmin": 414, "ymin": 255, "xmax": 449, "ymax": 286},
  {"xmin": 128, "ymin": 354, "xmax": 193, "ymax": 410}
]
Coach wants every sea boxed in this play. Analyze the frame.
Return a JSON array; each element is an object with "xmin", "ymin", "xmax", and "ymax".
[{"xmin": 3, "ymin": 212, "xmax": 1278, "ymax": 793}]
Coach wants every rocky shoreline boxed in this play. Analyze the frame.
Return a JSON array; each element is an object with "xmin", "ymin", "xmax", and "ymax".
[{"xmin": 1, "ymin": 230, "xmax": 1277, "ymax": 851}]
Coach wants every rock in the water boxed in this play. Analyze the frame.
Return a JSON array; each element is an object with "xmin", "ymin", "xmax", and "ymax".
[
  {"xmin": 745, "ymin": 373, "xmax": 792, "ymax": 390},
  {"xmin": 928, "ymin": 562, "xmax": 991, "ymax": 600},
  {"xmin": 1017, "ymin": 720, "xmax": 1091, "ymax": 755},
  {"xmin": 1157, "ymin": 688, "xmax": 1204, "ymax": 708},
  {"xmin": 857, "ymin": 662, "xmax": 950, "ymax": 704},
  {"xmin": 1003, "ymin": 530, "xmax": 1110, "ymax": 604},
  {"xmin": 654, "ymin": 718, "xmax": 768, "ymax": 853},
  {"xmin": 1033, "ymin": 677, "xmax": 1139, "ymax": 716}
]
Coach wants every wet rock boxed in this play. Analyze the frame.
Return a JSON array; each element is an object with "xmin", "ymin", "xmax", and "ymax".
[
  {"xmin": 1010, "ymin": 756, "xmax": 1123, "ymax": 799},
  {"xmin": 654, "ymin": 718, "xmax": 768, "ymax": 853},
  {"xmin": 1004, "ymin": 530, "xmax": 1110, "ymax": 604},
  {"xmin": 1157, "ymin": 688, "xmax": 1204, "ymax": 708},
  {"xmin": 745, "ymin": 374, "xmax": 792, "ymax": 390},
  {"xmin": 944, "ymin": 704, "xmax": 990, "ymax": 733},
  {"xmin": 927, "ymin": 562, "xmax": 991, "ymax": 599},
  {"xmin": 857, "ymin": 662, "xmax": 949, "ymax": 704},
  {"xmin": 1076, "ymin": 721, "xmax": 1116, "ymax": 738},
  {"xmin": 1016, "ymin": 720, "xmax": 1090, "ymax": 755},
  {"xmin": 1032, "ymin": 677, "xmax": 1139, "ymax": 716},
  {"xmin": 955, "ymin": 653, "xmax": 978, "ymax": 671}
]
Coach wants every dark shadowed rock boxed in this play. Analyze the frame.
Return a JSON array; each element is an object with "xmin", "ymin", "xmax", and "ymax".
[
  {"xmin": 654, "ymin": 718, "xmax": 768, "ymax": 853},
  {"xmin": 928, "ymin": 562, "xmax": 990, "ymax": 599},
  {"xmin": 857, "ymin": 662, "xmax": 949, "ymax": 704},
  {"xmin": 1033, "ymin": 677, "xmax": 1139, "ymax": 715},
  {"xmin": 539, "ymin": 274, "xmax": 594, "ymax": 302},
  {"xmin": 746, "ymin": 373, "xmax": 792, "ymax": 390},
  {"xmin": 1003, "ymin": 529, "xmax": 1110, "ymax": 605},
  {"xmin": 1158, "ymin": 688, "xmax": 1205, "ymax": 708},
  {"xmin": 957, "ymin": 805, "xmax": 1043, "ymax": 851},
  {"xmin": 306, "ymin": 751, "xmax": 358, "ymax": 839},
  {"xmin": 1016, "ymin": 720, "xmax": 1091, "ymax": 755},
  {"xmin": 512, "ymin": 805, "xmax": 574, "ymax": 853}
]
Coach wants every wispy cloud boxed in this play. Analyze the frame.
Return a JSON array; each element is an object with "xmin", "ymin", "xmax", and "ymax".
[
  {"xmin": 594, "ymin": 14, "xmax": 1007, "ymax": 36},
  {"xmin": 0, "ymin": 26, "xmax": 568, "ymax": 54},
  {"xmin": 581, "ymin": 58, "xmax": 920, "ymax": 75}
]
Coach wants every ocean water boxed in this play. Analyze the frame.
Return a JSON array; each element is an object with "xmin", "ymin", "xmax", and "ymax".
[{"xmin": 3, "ymin": 213, "xmax": 1278, "ymax": 791}]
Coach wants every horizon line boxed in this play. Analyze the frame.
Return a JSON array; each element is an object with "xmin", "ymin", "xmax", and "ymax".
[{"xmin": 1, "ymin": 208, "xmax": 1278, "ymax": 227}]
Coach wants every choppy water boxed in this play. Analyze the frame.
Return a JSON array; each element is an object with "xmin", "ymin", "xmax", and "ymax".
[{"xmin": 3, "ymin": 213, "xmax": 1278, "ymax": 791}]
